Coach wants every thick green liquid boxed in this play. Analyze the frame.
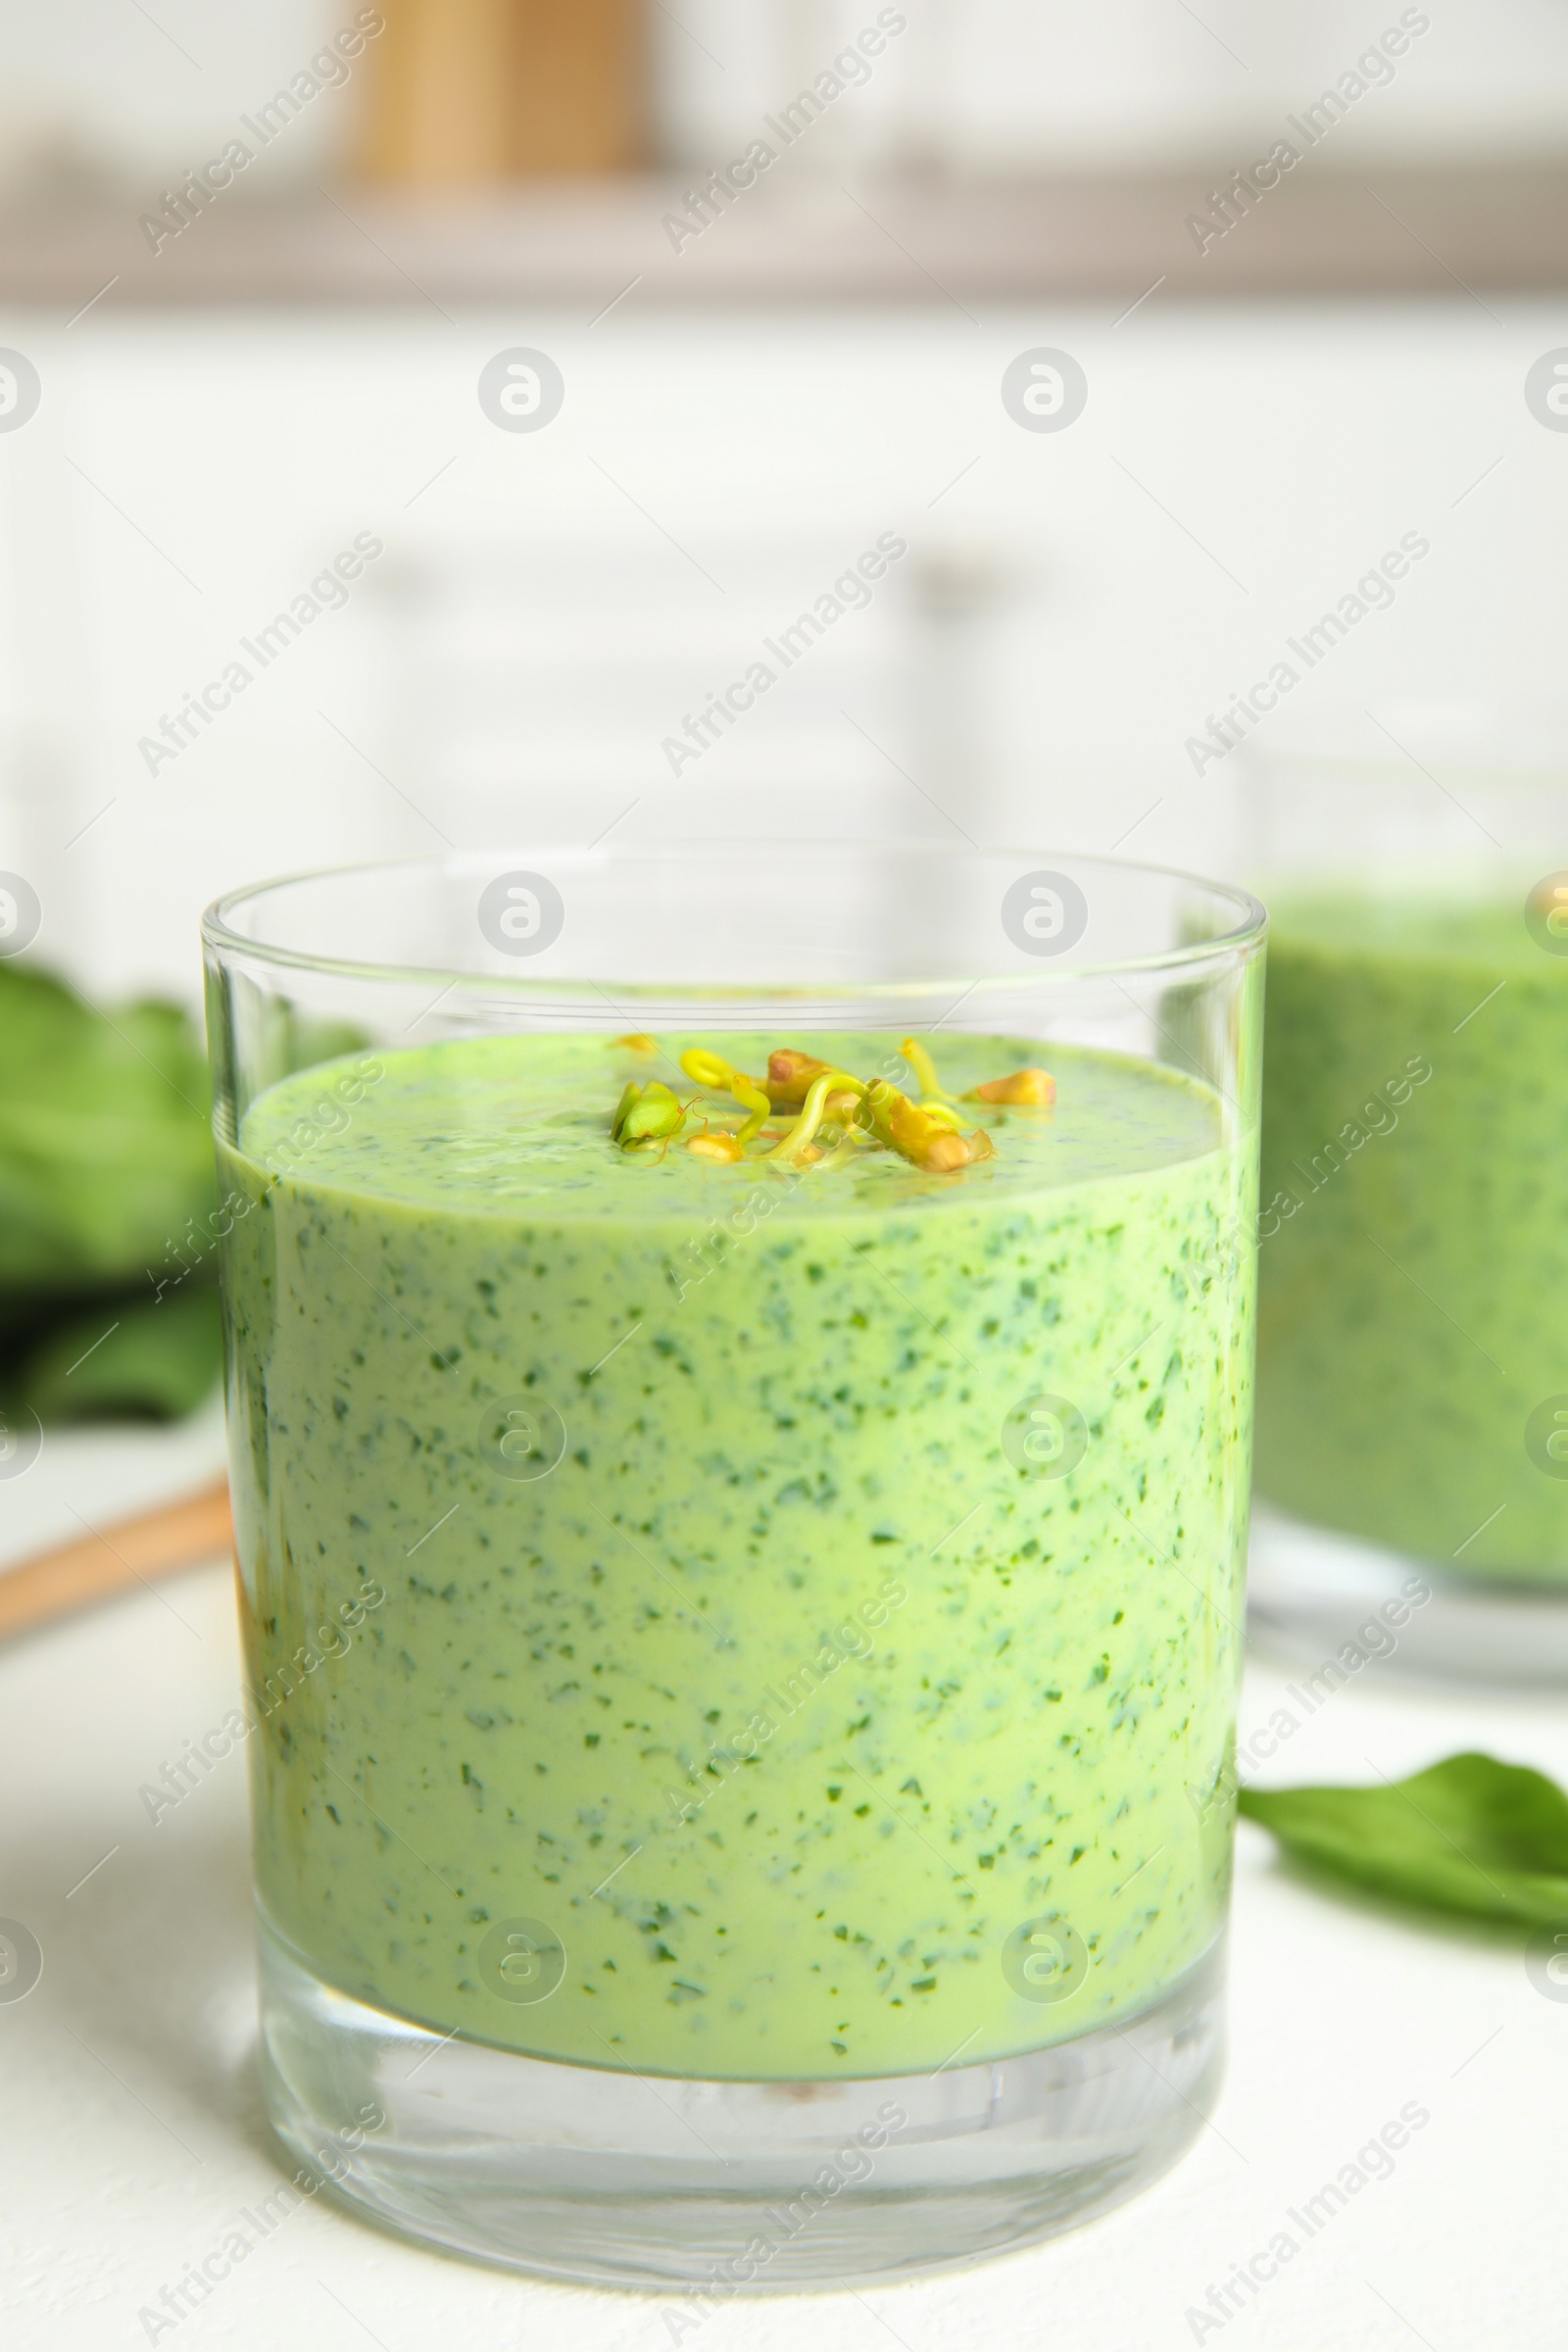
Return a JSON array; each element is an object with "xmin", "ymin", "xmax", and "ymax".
[
  {"xmin": 222, "ymin": 1033, "xmax": 1252, "ymax": 2080},
  {"xmin": 1258, "ymin": 892, "xmax": 1568, "ymax": 1580}
]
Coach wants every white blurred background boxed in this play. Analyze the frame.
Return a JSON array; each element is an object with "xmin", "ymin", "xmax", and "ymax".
[
  {"xmin": 0, "ymin": 0, "xmax": 1563, "ymax": 1002},
  {"xmin": 7, "ymin": 0, "xmax": 1568, "ymax": 183}
]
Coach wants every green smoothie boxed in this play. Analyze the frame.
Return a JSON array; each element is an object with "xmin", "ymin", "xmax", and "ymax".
[
  {"xmin": 1258, "ymin": 890, "xmax": 1568, "ymax": 1581},
  {"xmin": 222, "ymin": 1030, "xmax": 1252, "ymax": 2081}
]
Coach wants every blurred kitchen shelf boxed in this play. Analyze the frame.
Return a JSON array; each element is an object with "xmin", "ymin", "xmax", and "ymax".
[{"xmin": 5, "ymin": 159, "xmax": 1568, "ymax": 315}]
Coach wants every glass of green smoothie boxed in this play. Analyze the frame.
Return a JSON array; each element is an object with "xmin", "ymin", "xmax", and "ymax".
[
  {"xmin": 203, "ymin": 845, "xmax": 1263, "ymax": 2287},
  {"xmin": 1246, "ymin": 709, "xmax": 1568, "ymax": 1682}
]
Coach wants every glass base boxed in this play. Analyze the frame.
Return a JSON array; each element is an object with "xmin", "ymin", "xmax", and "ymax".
[
  {"xmin": 1249, "ymin": 1502, "xmax": 1568, "ymax": 1687},
  {"xmin": 257, "ymin": 1910, "xmax": 1225, "ymax": 2290}
]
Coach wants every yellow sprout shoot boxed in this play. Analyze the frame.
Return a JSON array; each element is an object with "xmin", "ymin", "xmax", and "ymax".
[
  {"xmin": 680, "ymin": 1048, "xmax": 771, "ymax": 1144},
  {"xmin": 761, "ymin": 1068, "xmax": 869, "ymax": 1163},
  {"xmin": 765, "ymin": 1050, "xmax": 833, "ymax": 1107},
  {"xmin": 865, "ymin": 1080, "xmax": 994, "ymax": 1173},
  {"xmin": 686, "ymin": 1130, "xmax": 744, "ymax": 1163},
  {"xmin": 915, "ymin": 1125, "xmax": 993, "ymax": 1172},
  {"xmin": 613, "ymin": 1033, "xmax": 661, "ymax": 1055},
  {"xmin": 966, "ymin": 1068, "xmax": 1056, "ymax": 1106},
  {"xmin": 613, "ymin": 1043, "xmax": 1023, "ymax": 1176},
  {"xmin": 900, "ymin": 1037, "xmax": 955, "ymax": 1101},
  {"xmin": 680, "ymin": 1047, "xmax": 738, "ymax": 1090},
  {"xmin": 865, "ymin": 1080, "xmax": 951, "ymax": 1169},
  {"xmin": 760, "ymin": 1070, "xmax": 838, "ymax": 1162}
]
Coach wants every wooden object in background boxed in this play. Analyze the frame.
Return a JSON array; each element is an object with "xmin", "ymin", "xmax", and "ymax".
[
  {"xmin": 511, "ymin": 0, "xmax": 643, "ymax": 176},
  {"xmin": 0, "ymin": 1474, "xmax": 233, "ymax": 1641},
  {"xmin": 357, "ymin": 0, "xmax": 515, "ymax": 183},
  {"xmin": 357, "ymin": 0, "xmax": 642, "ymax": 185}
]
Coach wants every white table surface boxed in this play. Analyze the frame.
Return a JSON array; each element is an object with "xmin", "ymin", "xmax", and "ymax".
[{"xmin": 3, "ymin": 1425, "xmax": 1563, "ymax": 2352}]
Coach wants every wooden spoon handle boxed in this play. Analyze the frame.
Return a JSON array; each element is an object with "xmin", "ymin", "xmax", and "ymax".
[{"xmin": 0, "ymin": 1474, "xmax": 233, "ymax": 1641}]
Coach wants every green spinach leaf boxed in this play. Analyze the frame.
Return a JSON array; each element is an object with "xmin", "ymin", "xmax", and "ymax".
[
  {"xmin": 1239, "ymin": 1751, "xmax": 1568, "ymax": 1925},
  {"xmin": 23, "ymin": 1288, "xmax": 223, "ymax": 1421},
  {"xmin": 0, "ymin": 963, "xmax": 220, "ymax": 1419}
]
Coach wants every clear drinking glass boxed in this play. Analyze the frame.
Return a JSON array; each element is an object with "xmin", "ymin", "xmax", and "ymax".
[
  {"xmin": 1244, "ymin": 707, "xmax": 1568, "ymax": 1683},
  {"xmin": 202, "ymin": 844, "xmax": 1263, "ymax": 2289}
]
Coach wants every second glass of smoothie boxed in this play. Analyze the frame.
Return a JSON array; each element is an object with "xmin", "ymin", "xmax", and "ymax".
[
  {"xmin": 1246, "ymin": 711, "xmax": 1568, "ymax": 1681},
  {"xmin": 204, "ymin": 845, "xmax": 1262, "ymax": 2287}
]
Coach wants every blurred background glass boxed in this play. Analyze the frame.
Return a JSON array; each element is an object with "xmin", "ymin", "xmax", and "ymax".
[{"xmin": 1243, "ymin": 707, "xmax": 1568, "ymax": 1679}]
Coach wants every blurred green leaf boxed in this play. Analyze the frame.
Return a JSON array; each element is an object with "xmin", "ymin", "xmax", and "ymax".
[
  {"xmin": 1239, "ymin": 1751, "xmax": 1568, "ymax": 1926},
  {"xmin": 23, "ymin": 1287, "xmax": 223, "ymax": 1421},
  {"xmin": 0, "ymin": 963, "xmax": 220, "ymax": 1420}
]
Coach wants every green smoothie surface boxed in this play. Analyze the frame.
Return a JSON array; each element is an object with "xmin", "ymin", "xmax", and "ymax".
[
  {"xmin": 240, "ymin": 1030, "xmax": 1223, "ymax": 1214},
  {"xmin": 224, "ymin": 1029, "xmax": 1252, "ymax": 2079}
]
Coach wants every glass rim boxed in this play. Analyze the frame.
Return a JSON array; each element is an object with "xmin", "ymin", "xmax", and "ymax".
[{"xmin": 201, "ymin": 842, "xmax": 1268, "ymax": 997}]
